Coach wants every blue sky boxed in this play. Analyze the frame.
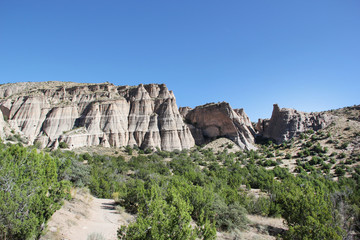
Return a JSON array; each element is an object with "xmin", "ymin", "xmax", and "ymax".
[{"xmin": 1, "ymin": 1, "xmax": 359, "ymax": 121}]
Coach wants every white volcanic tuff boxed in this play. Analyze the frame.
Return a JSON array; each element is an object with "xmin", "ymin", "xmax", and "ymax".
[
  {"xmin": 8, "ymin": 96, "xmax": 51, "ymax": 143},
  {"xmin": 256, "ymin": 104, "xmax": 333, "ymax": 143},
  {"xmin": 42, "ymin": 106, "xmax": 79, "ymax": 140},
  {"xmin": 158, "ymin": 98, "xmax": 183, "ymax": 151},
  {"xmin": 128, "ymin": 84, "xmax": 154, "ymax": 147},
  {"xmin": 0, "ymin": 82, "xmax": 195, "ymax": 151}
]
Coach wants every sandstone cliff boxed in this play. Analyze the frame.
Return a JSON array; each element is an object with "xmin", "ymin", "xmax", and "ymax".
[
  {"xmin": 183, "ymin": 102, "xmax": 257, "ymax": 150},
  {"xmin": 0, "ymin": 82, "xmax": 194, "ymax": 151},
  {"xmin": 256, "ymin": 104, "xmax": 333, "ymax": 143}
]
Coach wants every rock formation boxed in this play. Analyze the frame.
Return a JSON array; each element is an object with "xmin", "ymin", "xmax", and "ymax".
[
  {"xmin": 183, "ymin": 102, "xmax": 257, "ymax": 150},
  {"xmin": 256, "ymin": 104, "xmax": 333, "ymax": 143},
  {"xmin": 0, "ymin": 82, "xmax": 194, "ymax": 151},
  {"xmin": 179, "ymin": 107, "xmax": 192, "ymax": 118},
  {"xmin": 3, "ymin": 82, "xmax": 338, "ymax": 151},
  {"xmin": 0, "ymin": 109, "xmax": 5, "ymax": 139}
]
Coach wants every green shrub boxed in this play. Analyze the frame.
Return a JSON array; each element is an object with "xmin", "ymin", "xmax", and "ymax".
[
  {"xmin": 59, "ymin": 141, "xmax": 69, "ymax": 149},
  {"xmin": 144, "ymin": 148, "xmax": 153, "ymax": 154},
  {"xmin": 340, "ymin": 142, "xmax": 349, "ymax": 149},
  {"xmin": 335, "ymin": 167, "xmax": 346, "ymax": 177},
  {"xmin": 125, "ymin": 145, "xmax": 133, "ymax": 155},
  {"xmin": 244, "ymin": 195, "xmax": 271, "ymax": 216},
  {"xmin": 275, "ymin": 181, "xmax": 344, "ymax": 240},
  {"xmin": 0, "ymin": 145, "xmax": 70, "ymax": 239},
  {"xmin": 211, "ymin": 196, "xmax": 249, "ymax": 231}
]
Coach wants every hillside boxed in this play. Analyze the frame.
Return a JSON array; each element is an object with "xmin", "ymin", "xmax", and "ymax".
[{"xmin": 0, "ymin": 81, "xmax": 359, "ymax": 240}]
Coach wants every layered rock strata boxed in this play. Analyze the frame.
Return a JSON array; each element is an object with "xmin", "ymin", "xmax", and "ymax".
[
  {"xmin": 256, "ymin": 104, "xmax": 333, "ymax": 143},
  {"xmin": 183, "ymin": 102, "xmax": 257, "ymax": 150},
  {"xmin": 0, "ymin": 82, "xmax": 195, "ymax": 151}
]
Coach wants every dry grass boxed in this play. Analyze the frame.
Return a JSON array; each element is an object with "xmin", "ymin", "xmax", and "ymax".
[
  {"xmin": 204, "ymin": 138, "xmax": 242, "ymax": 153},
  {"xmin": 217, "ymin": 214, "xmax": 286, "ymax": 240}
]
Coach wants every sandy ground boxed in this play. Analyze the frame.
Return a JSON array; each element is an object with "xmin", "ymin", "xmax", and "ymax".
[
  {"xmin": 41, "ymin": 189, "xmax": 134, "ymax": 240},
  {"xmin": 42, "ymin": 189, "xmax": 287, "ymax": 240},
  {"xmin": 204, "ymin": 138, "xmax": 242, "ymax": 153},
  {"xmin": 217, "ymin": 215, "xmax": 286, "ymax": 240}
]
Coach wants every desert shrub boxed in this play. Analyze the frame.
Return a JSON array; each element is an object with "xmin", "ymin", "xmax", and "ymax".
[
  {"xmin": 309, "ymin": 156, "xmax": 322, "ymax": 165},
  {"xmin": 118, "ymin": 183, "xmax": 216, "ymax": 240},
  {"xmin": 273, "ymin": 166, "xmax": 291, "ymax": 179},
  {"xmin": 340, "ymin": 142, "xmax": 349, "ymax": 149},
  {"xmin": 311, "ymin": 143, "xmax": 326, "ymax": 154},
  {"xmin": 345, "ymin": 159, "xmax": 354, "ymax": 165},
  {"xmin": 211, "ymin": 196, "xmax": 249, "ymax": 231},
  {"xmin": 87, "ymin": 233, "xmax": 106, "ymax": 240},
  {"xmin": 299, "ymin": 133, "xmax": 307, "ymax": 139},
  {"xmin": 124, "ymin": 145, "xmax": 133, "ymax": 155},
  {"xmin": 0, "ymin": 144, "xmax": 70, "ymax": 239},
  {"xmin": 335, "ymin": 167, "xmax": 346, "ymax": 177},
  {"xmin": 59, "ymin": 141, "xmax": 69, "ymax": 149},
  {"xmin": 144, "ymin": 148, "xmax": 152, "ymax": 154},
  {"xmin": 274, "ymin": 180, "xmax": 344, "ymax": 240},
  {"xmin": 244, "ymin": 195, "xmax": 271, "ymax": 216}
]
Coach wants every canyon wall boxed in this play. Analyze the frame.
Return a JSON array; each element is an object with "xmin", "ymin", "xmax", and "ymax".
[{"xmin": 0, "ymin": 82, "xmax": 194, "ymax": 151}]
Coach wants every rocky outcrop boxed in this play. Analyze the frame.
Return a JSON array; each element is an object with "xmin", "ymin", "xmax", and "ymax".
[
  {"xmin": 256, "ymin": 104, "xmax": 333, "ymax": 143},
  {"xmin": 0, "ymin": 82, "xmax": 195, "ymax": 151},
  {"xmin": 184, "ymin": 102, "xmax": 257, "ymax": 150},
  {"xmin": 179, "ymin": 107, "xmax": 192, "ymax": 118}
]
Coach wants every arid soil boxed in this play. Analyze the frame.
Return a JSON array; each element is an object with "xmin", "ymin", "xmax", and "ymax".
[
  {"xmin": 41, "ymin": 189, "xmax": 134, "ymax": 240},
  {"xmin": 42, "ymin": 188, "xmax": 286, "ymax": 240}
]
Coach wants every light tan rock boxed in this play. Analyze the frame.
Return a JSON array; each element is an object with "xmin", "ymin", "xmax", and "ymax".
[
  {"xmin": 8, "ymin": 96, "xmax": 51, "ymax": 143},
  {"xmin": 184, "ymin": 102, "xmax": 257, "ymax": 150},
  {"xmin": 179, "ymin": 107, "xmax": 192, "ymax": 118}
]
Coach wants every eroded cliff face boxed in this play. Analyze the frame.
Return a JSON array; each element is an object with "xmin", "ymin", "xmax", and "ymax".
[
  {"xmin": 183, "ymin": 102, "xmax": 257, "ymax": 150},
  {"xmin": 0, "ymin": 110, "xmax": 6, "ymax": 139},
  {"xmin": 0, "ymin": 82, "xmax": 194, "ymax": 151},
  {"xmin": 256, "ymin": 104, "xmax": 333, "ymax": 143}
]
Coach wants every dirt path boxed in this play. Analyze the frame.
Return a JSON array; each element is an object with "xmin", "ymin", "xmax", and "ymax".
[{"xmin": 41, "ymin": 189, "xmax": 134, "ymax": 240}]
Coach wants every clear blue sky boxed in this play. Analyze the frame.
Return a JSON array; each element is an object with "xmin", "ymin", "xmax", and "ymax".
[{"xmin": 1, "ymin": 1, "xmax": 359, "ymax": 121}]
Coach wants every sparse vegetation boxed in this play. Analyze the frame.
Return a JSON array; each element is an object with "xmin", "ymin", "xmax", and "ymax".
[
  {"xmin": 1, "ymin": 104, "xmax": 360, "ymax": 239},
  {"xmin": 0, "ymin": 141, "xmax": 70, "ymax": 239},
  {"xmin": 59, "ymin": 141, "xmax": 69, "ymax": 149}
]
